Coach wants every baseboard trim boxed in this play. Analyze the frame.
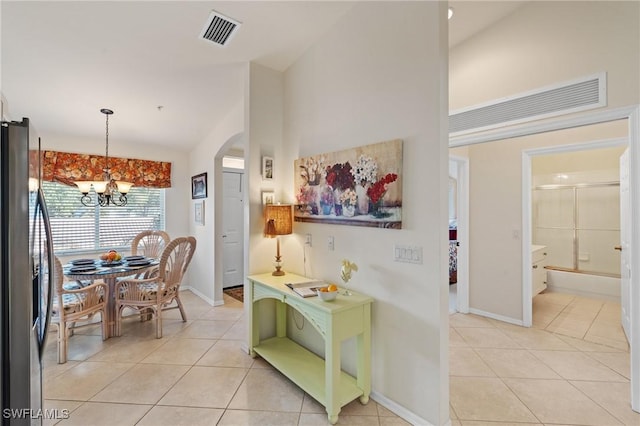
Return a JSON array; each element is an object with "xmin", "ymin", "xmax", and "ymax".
[
  {"xmin": 182, "ymin": 286, "xmax": 224, "ymax": 306},
  {"xmin": 370, "ymin": 391, "xmax": 433, "ymax": 426},
  {"xmin": 468, "ymin": 308, "xmax": 524, "ymax": 326}
]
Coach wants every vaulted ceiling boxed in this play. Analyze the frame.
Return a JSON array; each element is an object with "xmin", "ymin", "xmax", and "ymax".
[{"xmin": 1, "ymin": 1, "xmax": 527, "ymax": 150}]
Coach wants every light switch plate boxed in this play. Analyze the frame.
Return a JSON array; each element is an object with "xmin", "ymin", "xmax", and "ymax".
[{"xmin": 394, "ymin": 244, "xmax": 423, "ymax": 264}]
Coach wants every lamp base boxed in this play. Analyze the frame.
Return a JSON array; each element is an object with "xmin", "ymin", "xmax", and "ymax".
[{"xmin": 273, "ymin": 253, "xmax": 285, "ymax": 276}]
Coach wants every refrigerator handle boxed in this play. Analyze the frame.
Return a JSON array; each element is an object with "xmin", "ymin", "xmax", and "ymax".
[{"xmin": 37, "ymin": 188, "xmax": 54, "ymax": 360}]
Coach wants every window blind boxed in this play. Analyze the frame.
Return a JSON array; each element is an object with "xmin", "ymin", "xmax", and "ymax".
[{"xmin": 42, "ymin": 181, "xmax": 165, "ymax": 254}]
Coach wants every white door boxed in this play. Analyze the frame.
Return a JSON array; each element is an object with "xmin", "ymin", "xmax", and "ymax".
[
  {"xmin": 222, "ymin": 171, "xmax": 244, "ymax": 288},
  {"xmin": 620, "ymin": 148, "xmax": 631, "ymax": 343}
]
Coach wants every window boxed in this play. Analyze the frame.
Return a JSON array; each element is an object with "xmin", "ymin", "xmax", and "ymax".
[{"xmin": 42, "ymin": 182, "xmax": 165, "ymax": 254}]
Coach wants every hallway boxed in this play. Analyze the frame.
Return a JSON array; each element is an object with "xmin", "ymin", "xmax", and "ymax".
[{"xmin": 450, "ymin": 291, "xmax": 637, "ymax": 425}]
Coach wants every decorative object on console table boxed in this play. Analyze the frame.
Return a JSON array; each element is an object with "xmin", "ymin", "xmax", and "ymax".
[
  {"xmin": 191, "ymin": 172, "xmax": 207, "ymax": 199},
  {"xmin": 263, "ymin": 204, "xmax": 293, "ymax": 276},
  {"xmin": 340, "ymin": 259, "xmax": 358, "ymax": 296}
]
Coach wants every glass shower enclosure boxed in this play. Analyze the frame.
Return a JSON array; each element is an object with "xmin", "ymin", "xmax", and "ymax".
[{"xmin": 533, "ymin": 182, "xmax": 620, "ymax": 277}]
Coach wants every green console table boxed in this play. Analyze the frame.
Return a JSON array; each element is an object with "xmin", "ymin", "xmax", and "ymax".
[{"xmin": 247, "ymin": 272, "xmax": 373, "ymax": 425}]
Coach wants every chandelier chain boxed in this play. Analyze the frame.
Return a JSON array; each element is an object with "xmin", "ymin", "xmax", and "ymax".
[
  {"xmin": 75, "ymin": 108, "xmax": 132, "ymax": 207},
  {"xmin": 104, "ymin": 112, "xmax": 110, "ymax": 177}
]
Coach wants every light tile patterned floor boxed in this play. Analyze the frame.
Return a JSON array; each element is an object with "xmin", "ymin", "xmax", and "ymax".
[
  {"xmin": 450, "ymin": 291, "xmax": 639, "ymax": 426},
  {"xmin": 42, "ymin": 292, "xmax": 410, "ymax": 426},
  {"xmin": 43, "ymin": 290, "xmax": 639, "ymax": 425}
]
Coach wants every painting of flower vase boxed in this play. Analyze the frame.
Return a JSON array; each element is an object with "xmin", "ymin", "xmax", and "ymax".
[{"xmin": 294, "ymin": 139, "xmax": 402, "ymax": 229}]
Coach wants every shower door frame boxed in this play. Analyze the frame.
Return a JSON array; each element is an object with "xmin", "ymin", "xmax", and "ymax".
[{"xmin": 533, "ymin": 180, "xmax": 622, "ymax": 277}]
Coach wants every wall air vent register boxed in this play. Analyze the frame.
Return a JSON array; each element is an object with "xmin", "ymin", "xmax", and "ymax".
[
  {"xmin": 200, "ymin": 11, "xmax": 241, "ymax": 46},
  {"xmin": 449, "ymin": 73, "xmax": 607, "ymax": 135}
]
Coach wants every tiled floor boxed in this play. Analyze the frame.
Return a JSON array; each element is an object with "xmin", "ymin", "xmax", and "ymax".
[
  {"xmin": 450, "ymin": 291, "xmax": 639, "ymax": 426},
  {"xmin": 42, "ymin": 291, "xmax": 410, "ymax": 426},
  {"xmin": 43, "ymin": 290, "xmax": 639, "ymax": 425}
]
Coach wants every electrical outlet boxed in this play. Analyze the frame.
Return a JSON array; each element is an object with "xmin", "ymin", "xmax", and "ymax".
[
  {"xmin": 305, "ymin": 233, "xmax": 312, "ymax": 247},
  {"xmin": 327, "ymin": 236, "xmax": 334, "ymax": 251}
]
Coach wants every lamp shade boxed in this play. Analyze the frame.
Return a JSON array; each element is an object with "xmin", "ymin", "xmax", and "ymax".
[
  {"xmin": 92, "ymin": 181, "xmax": 109, "ymax": 194},
  {"xmin": 115, "ymin": 180, "xmax": 134, "ymax": 194},
  {"xmin": 75, "ymin": 181, "xmax": 94, "ymax": 194},
  {"xmin": 263, "ymin": 204, "xmax": 293, "ymax": 237}
]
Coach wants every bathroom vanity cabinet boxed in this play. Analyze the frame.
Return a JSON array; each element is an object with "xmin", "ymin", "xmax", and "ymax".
[{"xmin": 532, "ymin": 245, "xmax": 548, "ymax": 297}]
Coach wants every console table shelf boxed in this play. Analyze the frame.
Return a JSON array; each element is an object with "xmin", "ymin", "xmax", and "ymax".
[
  {"xmin": 248, "ymin": 272, "xmax": 373, "ymax": 425},
  {"xmin": 253, "ymin": 336, "xmax": 363, "ymax": 407}
]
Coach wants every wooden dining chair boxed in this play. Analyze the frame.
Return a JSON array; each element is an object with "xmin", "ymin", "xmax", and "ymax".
[
  {"xmin": 115, "ymin": 236, "xmax": 196, "ymax": 338},
  {"xmin": 131, "ymin": 230, "xmax": 170, "ymax": 258},
  {"xmin": 130, "ymin": 230, "xmax": 170, "ymax": 282},
  {"xmin": 51, "ymin": 256, "xmax": 109, "ymax": 363}
]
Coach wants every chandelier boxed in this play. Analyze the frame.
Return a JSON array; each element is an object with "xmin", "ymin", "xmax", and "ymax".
[{"xmin": 75, "ymin": 108, "xmax": 134, "ymax": 206}]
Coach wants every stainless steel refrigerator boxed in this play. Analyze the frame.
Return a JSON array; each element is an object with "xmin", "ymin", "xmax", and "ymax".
[{"xmin": 1, "ymin": 118, "xmax": 53, "ymax": 425}]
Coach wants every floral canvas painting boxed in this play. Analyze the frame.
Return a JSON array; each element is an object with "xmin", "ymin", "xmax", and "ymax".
[{"xmin": 294, "ymin": 139, "xmax": 402, "ymax": 229}]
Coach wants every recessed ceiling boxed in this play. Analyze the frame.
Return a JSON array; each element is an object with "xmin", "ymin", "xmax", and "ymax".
[{"xmin": 1, "ymin": 1, "xmax": 527, "ymax": 151}]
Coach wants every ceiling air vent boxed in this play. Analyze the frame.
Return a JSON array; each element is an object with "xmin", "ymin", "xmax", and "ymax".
[
  {"xmin": 200, "ymin": 11, "xmax": 241, "ymax": 47},
  {"xmin": 450, "ymin": 72, "xmax": 607, "ymax": 135}
]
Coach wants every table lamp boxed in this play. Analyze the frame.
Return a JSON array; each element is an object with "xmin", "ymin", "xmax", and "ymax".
[{"xmin": 264, "ymin": 204, "xmax": 293, "ymax": 276}]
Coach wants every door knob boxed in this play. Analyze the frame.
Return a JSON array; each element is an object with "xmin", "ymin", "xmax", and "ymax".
[{"xmin": 614, "ymin": 245, "xmax": 622, "ymax": 251}]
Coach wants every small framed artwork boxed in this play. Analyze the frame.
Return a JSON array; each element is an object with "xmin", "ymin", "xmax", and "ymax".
[
  {"xmin": 191, "ymin": 172, "xmax": 207, "ymax": 199},
  {"xmin": 262, "ymin": 156, "xmax": 274, "ymax": 180},
  {"xmin": 194, "ymin": 200, "xmax": 205, "ymax": 226},
  {"xmin": 262, "ymin": 191, "xmax": 275, "ymax": 206}
]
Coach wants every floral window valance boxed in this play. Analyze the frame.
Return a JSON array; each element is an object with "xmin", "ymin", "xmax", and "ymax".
[{"xmin": 38, "ymin": 150, "xmax": 171, "ymax": 188}]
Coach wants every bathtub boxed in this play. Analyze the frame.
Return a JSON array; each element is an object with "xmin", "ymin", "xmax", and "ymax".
[{"xmin": 545, "ymin": 268, "xmax": 620, "ymax": 302}]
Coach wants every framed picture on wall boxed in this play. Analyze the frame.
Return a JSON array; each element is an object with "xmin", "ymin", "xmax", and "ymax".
[
  {"xmin": 262, "ymin": 156, "xmax": 274, "ymax": 181},
  {"xmin": 262, "ymin": 191, "xmax": 275, "ymax": 206},
  {"xmin": 294, "ymin": 138, "xmax": 403, "ymax": 229},
  {"xmin": 194, "ymin": 200, "xmax": 205, "ymax": 226},
  {"xmin": 191, "ymin": 172, "xmax": 207, "ymax": 199}
]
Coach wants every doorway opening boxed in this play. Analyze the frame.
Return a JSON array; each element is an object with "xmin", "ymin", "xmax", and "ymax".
[
  {"xmin": 213, "ymin": 133, "xmax": 245, "ymax": 306},
  {"xmin": 448, "ymin": 156, "xmax": 469, "ymax": 314},
  {"xmin": 222, "ymin": 165, "xmax": 244, "ymax": 290},
  {"xmin": 527, "ymin": 139, "xmax": 627, "ymax": 348}
]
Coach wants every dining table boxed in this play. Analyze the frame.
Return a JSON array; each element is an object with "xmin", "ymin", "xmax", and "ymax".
[{"xmin": 63, "ymin": 258, "xmax": 159, "ymax": 338}]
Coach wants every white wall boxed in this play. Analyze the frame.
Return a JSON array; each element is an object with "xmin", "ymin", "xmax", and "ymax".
[
  {"xmin": 247, "ymin": 3, "xmax": 449, "ymax": 424},
  {"xmin": 449, "ymin": 1, "xmax": 639, "ymax": 322},
  {"xmin": 247, "ymin": 63, "xmax": 285, "ymax": 275},
  {"xmin": 450, "ymin": 1, "xmax": 640, "ymax": 111},
  {"xmin": 188, "ymin": 97, "xmax": 245, "ymax": 305}
]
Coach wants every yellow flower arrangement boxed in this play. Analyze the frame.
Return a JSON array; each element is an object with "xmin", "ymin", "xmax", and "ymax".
[{"xmin": 340, "ymin": 259, "xmax": 358, "ymax": 295}]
